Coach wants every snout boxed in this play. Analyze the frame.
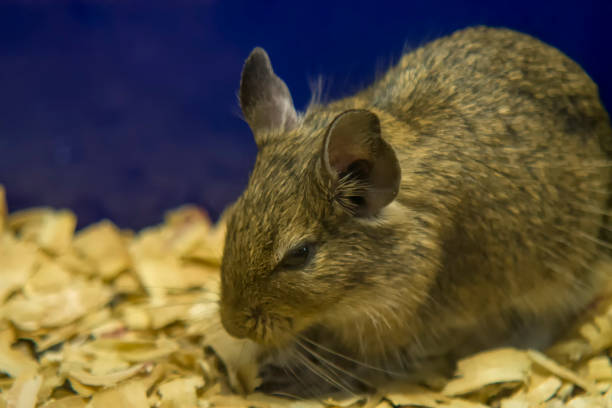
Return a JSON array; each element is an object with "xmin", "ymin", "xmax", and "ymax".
[{"xmin": 219, "ymin": 302, "xmax": 252, "ymax": 339}]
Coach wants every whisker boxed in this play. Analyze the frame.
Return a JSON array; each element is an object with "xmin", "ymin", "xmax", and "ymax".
[
  {"xmin": 281, "ymin": 357, "xmax": 312, "ymax": 395},
  {"xmin": 364, "ymin": 309, "xmax": 390, "ymax": 368},
  {"xmin": 296, "ymin": 339, "xmax": 373, "ymax": 389},
  {"xmin": 570, "ymin": 204, "xmax": 612, "ymax": 217},
  {"xmin": 538, "ymin": 246, "xmax": 596, "ymax": 292},
  {"xmin": 548, "ymin": 235, "xmax": 595, "ymax": 259},
  {"xmin": 553, "ymin": 226, "xmax": 612, "ymax": 251},
  {"xmin": 297, "ymin": 334, "xmax": 406, "ymax": 377},
  {"xmin": 294, "ymin": 349, "xmax": 352, "ymax": 395},
  {"xmin": 593, "ymin": 223, "xmax": 612, "ymax": 234},
  {"xmin": 581, "ymin": 188, "xmax": 611, "ymax": 195},
  {"xmin": 268, "ymin": 390, "xmax": 303, "ymax": 400}
]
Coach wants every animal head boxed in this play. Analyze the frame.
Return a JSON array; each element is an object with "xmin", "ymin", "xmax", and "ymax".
[{"xmin": 219, "ymin": 48, "xmax": 404, "ymax": 349}]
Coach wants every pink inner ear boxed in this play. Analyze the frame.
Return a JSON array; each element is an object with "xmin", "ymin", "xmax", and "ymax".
[
  {"xmin": 329, "ymin": 149, "xmax": 360, "ymax": 175},
  {"xmin": 328, "ymin": 130, "xmax": 372, "ymax": 175}
]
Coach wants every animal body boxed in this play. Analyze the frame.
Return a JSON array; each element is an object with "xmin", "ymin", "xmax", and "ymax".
[{"xmin": 218, "ymin": 26, "xmax": 612, "ymax": 395}]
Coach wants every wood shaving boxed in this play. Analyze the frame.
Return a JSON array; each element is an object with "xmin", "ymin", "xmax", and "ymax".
[
  {"xmin": 527, "ymin": 350, "xmax": 597, "ymax": 393},
  {"xmin": 89, "ymin": 380, "xmax": 149, "ymax": 408},
  {"xmin": 1, "ymin": 185, "xmax": 612, "ymax": 407},
  {"xmin": 442, "ymin": 348, "xmax": 531, "ymax": 396},
  {"xmin": 0, "ymin": 327, "xmax": 38, "ymax": 377},
  {"xmin": 72, "ymin": 221, "xmax": 131, "ymax": 280},
  {"xmin": 525, "ymin": 376, "xmax": 563, "ymax": 404},
  {"xmin": 3, "ymin": 372, "xmax": 42, "ymax": 408}
]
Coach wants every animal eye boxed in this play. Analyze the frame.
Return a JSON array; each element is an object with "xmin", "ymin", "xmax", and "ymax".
[{"xmin": 280, "ymin": 243, "xmax": 314, "ymax": 269}]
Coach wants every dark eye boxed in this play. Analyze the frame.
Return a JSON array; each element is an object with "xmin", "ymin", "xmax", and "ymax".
[{"xmin": 280, "ymin": 243, "xmax": 314, "ymax": 269}]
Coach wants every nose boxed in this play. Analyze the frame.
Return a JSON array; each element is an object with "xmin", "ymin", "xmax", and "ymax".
[{"xmin": 219, "ymin": 303, "xmax": 250, "ymax": 339}]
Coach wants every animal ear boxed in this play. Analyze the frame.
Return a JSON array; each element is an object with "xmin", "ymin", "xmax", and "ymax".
[
  {"xmin": 239, "ymin": 47, "xmax": 298, "ymax": 144},
  {"xmin": 322, "ymin": 109, "xmax": 401, "ymax": 217}
]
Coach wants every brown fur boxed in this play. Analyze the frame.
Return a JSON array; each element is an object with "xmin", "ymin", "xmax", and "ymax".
[{"xmin": 219, "ymin": 26, "xmax": 612, "ymax": 394}]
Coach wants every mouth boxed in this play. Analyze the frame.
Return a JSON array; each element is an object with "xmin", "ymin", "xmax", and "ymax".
[
  {"xmin": 248, "ymin": 313, "xmax": 298, "ymax": 347},
  {"xmin": 221, "ymin": 306, "xmax": 299, "ymax": 348}
]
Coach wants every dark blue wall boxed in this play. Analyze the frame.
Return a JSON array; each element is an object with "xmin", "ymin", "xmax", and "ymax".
[{"xmin": 1, "ymin": 0, "xmax": 610, "ymax": 229}]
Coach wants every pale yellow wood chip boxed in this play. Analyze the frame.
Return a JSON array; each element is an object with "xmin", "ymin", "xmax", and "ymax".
[
  {"xmin": 163, "ymin": 204, "xmax": 228, "ymax": 265},
  {"xmin": 24, "ymin": 260, "xmax": 72, "ymax": 295},
  {"xmin": 37, "ymin": 364, "xmax": 65, "ymax": 402},
  {"xmin": 132, "ymin": 257, "xmax": 219, "ymax": 300},
  {"xmin": 65, "ymin": 363, "xmax": 145, "ymax": 387},
  {"xmin": 128, "ymin": 225, "xmax": 166, "ymax": 259},
  {"xmin": 500, "ymin": 399, "xmax": 529, "ymax": 408},
  {"xmin": 442, "ymin": 348, "xmax": 531, "ymax": 396},
  {"xmin": 35, "ymin": 308, "xmax": 112, "ymax": 351},
  {"xmin": 34, "ymin": 210, "xmax": 76, "ymax": 255},
  {"xmin": 54, "ymin": 249, "xmax": 96, "ymax": 276},
  {"xmin": 185, "ymin": 221, "xmax": 226, "ymax": 265},
  {"xmin": 7, "ymin": 207, "xmax": 53, "ymax": 233},
  {"xmin": 440, "ymin": 399, "xmax": 489, "ymax": 408},
  {"xmin": 0, "ymin": 377, "xmax": 14, "ymax": 393},
  {"xmin": 245, "ymin": 393, "xmax": 326, "ymax": 408},
  {"xmin": 144, "ymin": 291, "xmax": 216, "ymax": 329},
  {"xmin": 3, "ymin": 280, "xmax": 112, "ymax": 330},
  {"xmin": 373, "ymin": 402, "xmax": 393, "ymax": 408},
  {"xmin": 206, "ymin": 394, "xmax": 256, "ymax": 408},
  {"xmin": 66, "ymin": 376, "xmax": 96, "ymax": 398},
  {"xmin": 121, "ymin": 305, "xmax": 151, "ymax": 330},
  {"xmin": 322, "ymin": 395, "xmax": 366, "ymax": 407},
  {"xmin": 384, "ymin": 383, "xmax": 449, "ymax": 407},
  {"xmin": 112, "ymin": 272, "xmax": 141, "ymax": 294},
  {"xmin": 89, "ymin": 380, "xmax": 149, "ymax": 408},
  {"xmin": 40, "ymin": 396, "xmax": 87, "ymax": 408},
  {"xmin": 72, "ymin": 220, "xmax": 131, "ymax": 280},
  {"xmin": 87, "ymin": 351, "xmax": 131, "ymax": 377},
  {"xmin": 83, "ymin": 337, "xmax": 179, "ymax": 363},
  {"xmin": 596, "ymin": 381, "xmax": 611, "ymax": 394},
  {"xmin": 578, "ymin": 313, "xmax": 612, "ymax": 356},
  {"xmin": 527, "ymin": 350, "xmax": 597, "ymax": 393},
  {"xmin": 543, "ymin": 398, "xmax": 566, "ymax": 408},
  {"xmin": 0, "ymin": 234, "xmax": 39, "ymax": 303},
  {"xmin": 361, "ymin": 393, "xmax": 386, "ymax": 408},
  {"xmin": 148, "ymin": 297, "xmax": 194, "ymax": 330},
  {"xmin": 587, "ymin": 356, "xmax": 612, "ymax": 381},
  {"xmin": 556, "ymin": 382, "xmax": 575, "ymax": 400},
  {"xmin": 131, "ymin": 207, "xmax": 225, "ymax": 266},
  {"xmin": 204, "ymin": 319, "xmax": 262, "ymax": 394},
  {"xmin": 164, "ymin": 204, "xmax": 211, "ymax": 228},
  {"xmin": 166, "ymin": 217, "xmax": 210, "ymax": 257},
  {"xmin": 604, "ymin": 385, "xmax": 612, "ymax": 400},
  {"xmin": 88, "ymin": 318, "xmax": 125, "ymax": 339},
  {"xmin": 565, "ymin": 395, "xmax": 609, "ymax": 408},
  {"xmin": 4, "ymin": 372, "xmax": 42, "ymax": 408},
  {"xmin": 0, "ymin": 327, "xmax": 38, "ymax": 377},
  {"xmin": 157, "ymin": 376, "xmax": 204, "ymax": 407},
  {"xmin": 525, "ymin": 376, "xmax": 562, "ymax": 404}
]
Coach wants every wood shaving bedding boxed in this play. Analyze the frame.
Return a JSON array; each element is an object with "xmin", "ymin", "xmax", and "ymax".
[{"xmin": 1, "ymin": 185, "xmax": 612, "ymax": 407}]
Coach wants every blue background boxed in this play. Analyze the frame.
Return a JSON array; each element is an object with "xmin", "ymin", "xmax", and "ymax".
[{"xmin": 1, "ymin": 0, "xmax": 610, "ymax": 229}]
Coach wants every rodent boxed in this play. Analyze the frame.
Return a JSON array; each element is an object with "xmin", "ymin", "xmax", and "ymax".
[{"xmin": 218, "ymin": 26, "xmax": 612, "ymax": 396}]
